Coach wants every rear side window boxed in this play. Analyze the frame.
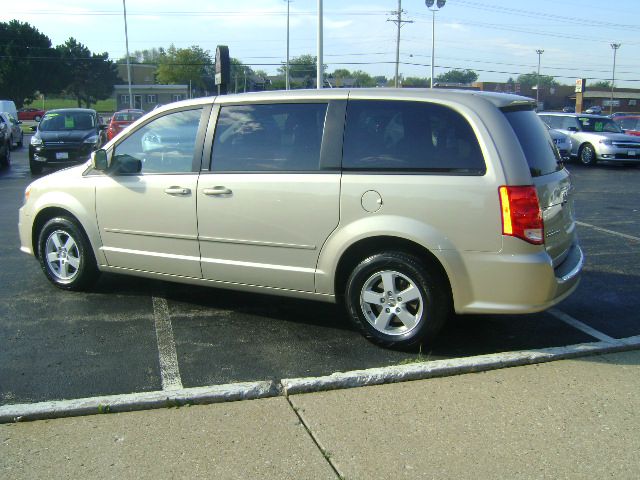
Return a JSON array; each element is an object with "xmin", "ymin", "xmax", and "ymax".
[
  {"xmin": 211, "ymin": 103, "xmax": 327, "ymax": 172},
  {"xmin": 342, "ymin": 100, "xmax": 485, "ymax": 174},
  {"xmin": 505, "ymin": 110, "xmax": 562, "ymax": 177}
]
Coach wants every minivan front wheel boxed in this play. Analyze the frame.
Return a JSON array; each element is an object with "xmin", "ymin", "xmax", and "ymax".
[
  {"xmin": 37, "ymin": 217, "xmax": 99, "ymax": 291},
  {"xmin": 579, "ymin": 143, "xmax": 597, "ymax": 166},
  {"xmin": 345, "ymin": 252, "xmax": 448, "ymax": 349}
]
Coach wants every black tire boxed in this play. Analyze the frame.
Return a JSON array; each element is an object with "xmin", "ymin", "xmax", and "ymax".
[
  {"xmin": 0, "ymin": 142, "xmax": 10, "ymax": 168},
  {"xmin": 34, "ymin": 115, "xmax": 41, "ymax": 122},
  {"xmin": 29, "ymin": 159, "xmax": 43, "ymax": 175},
  {"xmin": 579, "ymin": 143, "xmax": 597, "ymax": 166},
  {"xmin": 344, "ymin": 252, "xmax": 449, "ymax": 349},
  {"xmin": 17, "ymin": 133, "xmax": 23, "ymax": 148},
  {"xmin": 37, "ymin": 216, "xmax": 99, "ymax": 291}
]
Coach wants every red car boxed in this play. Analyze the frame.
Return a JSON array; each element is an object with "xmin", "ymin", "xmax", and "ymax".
[
  {"xmin": 18, "ymin": 108, "xmax": 46, "ymax": 122},
  {"xmin": 106, "ymin": 109, "xmax": 145, "ymax": 141},
  {"xmin": 614, "ymin": 116, "xmax": 640, "ymax": 136}
]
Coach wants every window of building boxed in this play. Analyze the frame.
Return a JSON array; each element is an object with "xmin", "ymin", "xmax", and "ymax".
[
  {"xmin": 112, "ymin": 108, "xmax": 203, "ymax": 174},
  {"xmin": 629, "ymin": 100, "xmax": 637, "ymax": 106},
  {"xmin": 121, "ymin": 95, "xmax": 130, "ymax": 104},
  {"xmin": 342, "ymin": 100, "xmax": 485, "ymax": 174},
  {"xmin": 173, "ymin": 94, "xmax": 184, "ymax": 102},
  {"xmin": 211, "ymin": 103, "xmax": 328, "ymax": 172},
  {"xmin": 147, "ymin": 94, "xmax": 157, "ymax": 104}
]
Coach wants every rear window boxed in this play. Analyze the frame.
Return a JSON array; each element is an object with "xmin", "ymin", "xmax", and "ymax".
[
  {"xmin": 504, "ymin": 110, "xmax": 562, "ymax": 177},
  {"xmin": 342, "ymin": 100, "xmax": 485, "ymax": 174},
  {"xmin": 114, "ymin": 112, "xmax": 143, "ymax": 122}
]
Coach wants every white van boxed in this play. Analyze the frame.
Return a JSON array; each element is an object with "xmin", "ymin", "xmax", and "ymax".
[{"xmin": 0, "ymin": 100, "xmax": 18, "ymax": 120}]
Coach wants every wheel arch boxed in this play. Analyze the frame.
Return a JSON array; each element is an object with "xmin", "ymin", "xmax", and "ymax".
[
  {"xmin": 32, "ymin": 208, "xmax": 92, "ymax": 260},
  {"xmin": 333, "ymin": 235, "xmax": 453, "ymax": 305}
]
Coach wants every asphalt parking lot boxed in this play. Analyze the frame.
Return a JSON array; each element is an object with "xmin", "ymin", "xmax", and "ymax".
[{"xmin": 1, "ymin": 142, "xmax": 639, "ymax": 406}]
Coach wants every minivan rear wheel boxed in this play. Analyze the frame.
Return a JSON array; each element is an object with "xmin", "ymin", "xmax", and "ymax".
[
  {"xmin": 345, "ymin": 252, "xmax": 448, "ymax": 349},
  {"xmin": 579, "ymin": 143, "xmax": 597, "ymax": 166},
  {"xmin": 37, "ymin": 216, "xmax": 99, "ymax": 291}
]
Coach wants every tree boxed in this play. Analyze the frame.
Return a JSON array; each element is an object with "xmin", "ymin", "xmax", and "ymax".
[
  {"xmin": 118, "ymin": 48, "xmax": 165, "ymax": 65},
  {"xmin": 156, "ymin": 45, "xmax": 213, "ymax": 91},
  {"xmin": 56, "ymin": 38, "xmax": 121, "ymax": 108},
  {"xmin": 0, "ymin": 21, "xmax": 63, "ymax": 107},
  {"xmin": 516, "ymin": 72, "xmax": 559, "ymax": 89},
  {"xmin": 403, "ymin": 76, "xmax": 430, "ymax": 88},
  {"xmin": 590, "ymin": 80, "xmax": 611, "ymax": 89},
  {"xmin": 435, "ymin": 69, "xmax": 478, "ymax": 85},
  {"xmin": 278, "ymin": 54, "xmax": 326, "ymax": 88}
]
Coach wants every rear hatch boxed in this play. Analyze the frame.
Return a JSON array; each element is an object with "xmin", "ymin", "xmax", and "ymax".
[{"xmin": 503, "ymin": 109, "xmax": 576, "ymax": 267}]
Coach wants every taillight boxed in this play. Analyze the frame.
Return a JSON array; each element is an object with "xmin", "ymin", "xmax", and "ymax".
[{"xmin": 499, "ymin": 186, "xmax": 544, "ymax": 245}]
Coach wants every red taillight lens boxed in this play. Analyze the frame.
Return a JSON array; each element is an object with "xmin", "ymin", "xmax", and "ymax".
[{"xmin": 499, "ymin": 186, "xmax": 544, "ymax": 245}]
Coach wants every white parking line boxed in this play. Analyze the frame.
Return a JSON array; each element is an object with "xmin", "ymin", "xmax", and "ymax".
[
  {"xmin": 152, "ymin": 297, "xmax": 183, "ymax": 390},
  {"xmin": 548, "ymin": 308, "xmax": 618, "ymax": 343},
  {"xmin": 576, "ymin": 221, "xmax": 640, "ymax": 242}
]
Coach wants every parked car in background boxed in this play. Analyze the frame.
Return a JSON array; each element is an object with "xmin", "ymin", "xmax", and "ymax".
[
  {"xmin": 584, "ymin": 106, "xmax": 602, "ymax": 115},
  {"xmin": 538, "ymin": 112, "xmax": 640, "ymax": 166},
  {"xmin": 106, "ymin": 109, "xmax": 145, "ymax": 141},
  {"xmin": 613, "ymin": 115, "xmax": 640, "ymax": 137},
  {"xmin": 19, "ymin": 89, "xmax": 583, "ymax": 349},
  {"xmin": 547, "ymin": 125, "xmax": 571, "ymax": 161},
  {"xmin": 608, "ymin": 112, "xmax": 628, "ymax": 119},
  {"xmin": 562, "ymin": 106, "xmax": 575, "ymax": 113},
  {"xmin": 29, "ymin": 108, "xmax": 105, "ymax": 175},
  {"xmin": 0, "ymin": 114, "xmax": 11, "ymax": 167},
  {"xmin": 0, "ymin": 100, "xmax": 18, "ymax": 121},
  {"xmin": 18, "ymin": 107, "xmax": 46, "ymax": 122},
  {"xmin": 0, "ymin": 112, "xmax": 24, "ymax": 149}
]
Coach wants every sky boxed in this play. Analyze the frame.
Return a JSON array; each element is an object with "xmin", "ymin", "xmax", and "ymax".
[{"xmin": 3, "ymin": 0, "xmax": 640, "ymax": 87}]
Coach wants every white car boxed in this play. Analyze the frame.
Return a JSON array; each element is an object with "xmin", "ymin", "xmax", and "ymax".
[{"xmin": 0, "ymin": 111, "xmax": 24, "ymax": 149}]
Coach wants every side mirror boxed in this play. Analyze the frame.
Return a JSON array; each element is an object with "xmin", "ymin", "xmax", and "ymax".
[
  {"xmin": 30, "ymin": 125, "xmax": 38, "ymax": 132},
  {"xmin": 111, "ymin": 154, "xmax": 142, "ymax": 174},
  {"xmin": 92, "ymin": 149, "xmax": 108, "ymax": 171}
]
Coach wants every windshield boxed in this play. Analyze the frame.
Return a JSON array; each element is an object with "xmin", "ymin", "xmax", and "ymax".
[
  {"xmin": 576, "ymin": 117, "xmax": 622, "ymax": 133},
  {"xmin": 39, "ymin": 112, "xmax": 96, "ymax": 131}
]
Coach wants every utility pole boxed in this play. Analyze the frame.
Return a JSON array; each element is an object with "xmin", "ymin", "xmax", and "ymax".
[
  {"xmin": 388, "ymin": 1, "xmax": 413, "ymax": 88},
  {"xmin": 610, "ymin": 43, "xmax": 621, "ymax": 115},
  {"xmin": 536, "ymin": 49, "xmax": 544, "ymax": 109}
]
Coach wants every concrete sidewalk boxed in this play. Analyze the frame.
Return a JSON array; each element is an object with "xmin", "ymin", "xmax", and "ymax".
[{"xmin": 2, "ymin": 350, "xmax": 639, "ymax": 479}]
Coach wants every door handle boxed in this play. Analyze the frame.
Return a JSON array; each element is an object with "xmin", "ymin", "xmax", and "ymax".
[
  {"xmin": 203, "ymin": 186, "xmax": 233, "ymax": 196},
  {"xmin": 164, "ymin": 186, "xmax": 191, "ymax": 196}
]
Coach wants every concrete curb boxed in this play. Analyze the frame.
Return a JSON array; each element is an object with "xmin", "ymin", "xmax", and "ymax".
[
  {"xmin": 281, "ymin": 337, "xmax": 640, "ymax": 395},
  {"xmin": 2, "ymin": 337, "xmax": 639, "ymax": 424},
  {"xmin": 0, "ymin": 381, "xmax": 278, "ymax": 424}
]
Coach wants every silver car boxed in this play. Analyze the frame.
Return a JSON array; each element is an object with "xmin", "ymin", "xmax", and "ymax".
[
  {"xmin": 18, "ymin": 89, "xmax": 583, "ymax": 349},
  {"xmin": 538, "ymin": 112, "xmax": 640, "ymax": 166}
]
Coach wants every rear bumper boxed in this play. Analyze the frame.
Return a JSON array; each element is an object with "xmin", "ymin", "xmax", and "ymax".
[{"xmin": 450, "ymin": 240, "xmax": 584, "ymax": 314}]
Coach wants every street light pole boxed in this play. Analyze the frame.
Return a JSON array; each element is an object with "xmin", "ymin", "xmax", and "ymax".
[
  {"xmin": 122, "ymin": 0, "xmax": 133, "ymax": 109},
  {"xmin": 426, "ymin": 0, "xmax": 446, "ymax": 89},
  {"xmin": 317, "ymin": 0, "xmax": 323, "ymax": 89},
  {"xmin": 285, "ymin": 0, "xmax": 291, "ymax": 90},
  {"xmin": 536, "ymin": 49, "xmax": 544, "ymax": 109},
  {"xmin": 610, "ymin": 43, "xmax": 621, "ymax": 115}
]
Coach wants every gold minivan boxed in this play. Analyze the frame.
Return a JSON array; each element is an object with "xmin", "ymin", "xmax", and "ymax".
[{"xmin": 19, "ymin": 89, "xmax": 584, "ymax": 349}]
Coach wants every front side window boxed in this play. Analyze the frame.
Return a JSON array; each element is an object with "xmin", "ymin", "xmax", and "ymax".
[
  {"xmin": 211, "ymin": 103, "xmax": 327, "ymax": 172},
  {"xmin": 112, "ymin": 108, "xmax": 202, "ymax": 174},
  {"xmin": 342, "ymin": 100, "xmax": 485, "ymax": 174}
]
